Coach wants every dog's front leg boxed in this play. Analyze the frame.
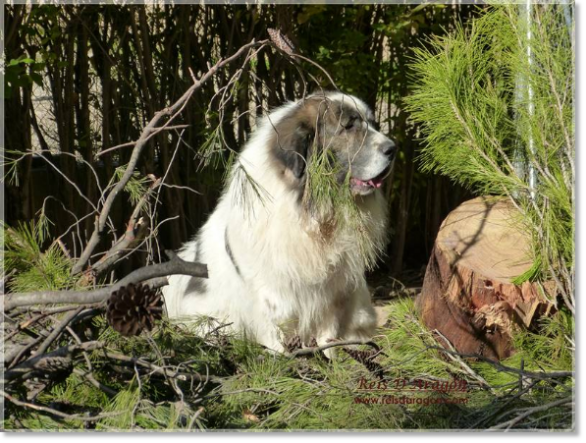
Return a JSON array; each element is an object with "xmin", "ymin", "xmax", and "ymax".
[
  {"xmin": 249, "ymin": 294, "xmax": 294, "ymax": 354},
  {"xmin": 315, "ymin": 316, "xmax": 342, "ymax": 359},
  {"xmin": 341, "ymin": 282, "xmax": 377, "ymax": 343},
  {"xmin": 243, "ymin": 315, "xmax": 286, "ymax": 354}
]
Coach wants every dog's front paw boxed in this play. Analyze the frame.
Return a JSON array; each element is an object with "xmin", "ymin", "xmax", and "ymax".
[{"xmin": 315, "ymin": 337, "xmax": 342, "ymax": 360}]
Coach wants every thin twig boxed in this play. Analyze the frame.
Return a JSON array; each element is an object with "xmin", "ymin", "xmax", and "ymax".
[
  {"xmin": 434, "ymin": 330, "xmax": 493, "ymax": 391},
  {"xmin": 5, "ymin": 335, "xmax": 46, "ymax": 368},
  {"xmin": 90, "ymin": 178, "xmax": 162, "ymax": 276},
  {"xmin": 4, "ymin": 305, "xmax": 82, "ymax": 341}
]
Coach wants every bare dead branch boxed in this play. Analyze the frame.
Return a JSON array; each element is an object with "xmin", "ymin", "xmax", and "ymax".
[
  {"xmin": 489, "ymin": 397, "xmax": 574, "ymax": 430},
  {"xmin": 4, "ymin": 336, "xmax": 46, "ymax": 368},
  {"xmin": 4, "ymin": 307, "xmax": 102, "ymax": 368},
  {"xmin": 72, "ymin": 38, "xmax": 269, "ymax": 275},
  {"xmin": 434, "ymin": 330, "xmax": 493, "ymax": 391},
  {"xmin": 95, "ymin": 125, "xmax": 190, "ymax": 157},
  {"xmin": 4, "ymin": 305, "xmax": 82, "ymax": 341}
]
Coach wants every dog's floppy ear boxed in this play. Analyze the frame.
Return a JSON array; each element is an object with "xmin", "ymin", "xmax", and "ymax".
[{"xmin": 272, "ymin": 121, "xmax": 314, "ymax": 180}]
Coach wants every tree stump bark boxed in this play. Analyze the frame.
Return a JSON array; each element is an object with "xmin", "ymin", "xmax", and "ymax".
[{"xmin": 416, "ymin": 196, "xmax": 556, "ymax": 360}]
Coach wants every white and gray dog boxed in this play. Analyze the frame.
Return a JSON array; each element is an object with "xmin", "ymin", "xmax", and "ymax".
[{"xmin": 163, "ymin": 92, "xmax": 396, "ymax": 355}]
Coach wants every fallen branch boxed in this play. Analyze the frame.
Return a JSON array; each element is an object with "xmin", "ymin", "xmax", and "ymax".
[
  {"xmin": 434, "ymin": 330, "xmax": 493, "ymax": 391},
  {"xmin": 468, "ymin": 378, "xmax": 544, "ymax": 429},
  {"xmin": 3, "ymin": 252, "xmax": 208, "ymax": 311},
  {"xmin": 4, "ymin": 335, "xmax": 46, "ymax": 368},
  {"xmin": 4, "ymin": 308, "xmax": 102, "ymax": 377},
  {"xmin": 4, "ymin": 305, "xmax": 82, "ymax": 341}
]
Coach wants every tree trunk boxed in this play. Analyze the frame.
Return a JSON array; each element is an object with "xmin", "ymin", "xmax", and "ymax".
[{"xmin": 416, "ymin": 196, "xmax": 557, "ymax": 360}]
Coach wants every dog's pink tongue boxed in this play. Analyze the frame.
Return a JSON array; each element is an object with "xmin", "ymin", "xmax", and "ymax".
[{"xmin": 353, "ymin": 177, "xmax": 383, "ymax": 188}]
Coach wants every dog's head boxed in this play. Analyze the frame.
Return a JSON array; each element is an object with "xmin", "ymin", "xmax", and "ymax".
[{"xmin": 269, "ymin": 92, "xmax": 396, "ymax": 197}]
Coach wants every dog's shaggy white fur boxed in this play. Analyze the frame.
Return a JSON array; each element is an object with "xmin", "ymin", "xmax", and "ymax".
[{"xmin": 163, "ymin": 92, "xmax": 395, "ymax": 354}]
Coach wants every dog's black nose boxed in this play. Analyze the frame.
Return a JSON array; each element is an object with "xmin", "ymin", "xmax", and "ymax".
[{"xmin": 381, "ymin": 140, "xmax": 396, "ymax": 160}]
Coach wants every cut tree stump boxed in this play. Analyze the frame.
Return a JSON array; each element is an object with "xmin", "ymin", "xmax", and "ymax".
[{"xmin": 416, "ymin": 196, "xmax": 556, "ymax": 361}]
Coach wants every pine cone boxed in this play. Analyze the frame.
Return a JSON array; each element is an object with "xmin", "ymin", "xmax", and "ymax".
[
  {"xmin": 343, "ymin": 347, "xmax": 384, "ymax": 379},
  {"xmin": 107, "ymin": 283, "xmax": 163, "ymax": 336},
  {"xmin": 284, "ymin": 335, "xmax": 302, "ymax": 353}
]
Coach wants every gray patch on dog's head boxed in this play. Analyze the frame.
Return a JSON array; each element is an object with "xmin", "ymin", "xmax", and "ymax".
[
  {"xmin": 267, "ymin": 92, "xmax": 396, "ymax": 197},
  {"xmin": 267, "ymin": 96, "xmax": 329, "ymax": 182}
]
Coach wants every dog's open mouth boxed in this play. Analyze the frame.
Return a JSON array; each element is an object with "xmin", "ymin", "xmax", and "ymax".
[{"xmin": 350, "ymin": 166, "xmax": 391, "ymax": 192}]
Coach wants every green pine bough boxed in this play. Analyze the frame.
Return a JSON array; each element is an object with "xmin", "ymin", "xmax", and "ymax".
[{"xmin": 404, "ymin": 5, "xmax": 574, "ymax": 309}]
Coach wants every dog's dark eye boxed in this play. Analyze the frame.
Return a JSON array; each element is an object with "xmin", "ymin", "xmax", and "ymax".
[{"xmin": 344, "ymin": 116, "xmax": 358, "ymax": 130}]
